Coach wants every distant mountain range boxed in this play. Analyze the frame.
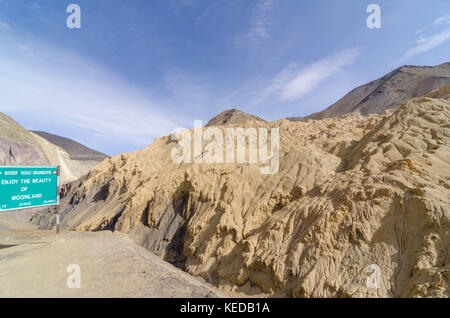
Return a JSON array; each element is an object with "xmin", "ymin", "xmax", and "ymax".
[
  {"xmin": 0, "ymin": 112, "xmax": 106, "ymax": 183},
  {"xmin": 288, "ymin": 62, "xmax": 450, "ymax": 121},
  {"xmin": 207, "ymin": 62, "xmax": 450, "ymax": 125},
  {"xmin": 32, "ymin": 131, "xmax": 106, "ymax": 161},
  {"xmin": 2, "ymin": 62, "xmax": 449, "ymax": 183}
]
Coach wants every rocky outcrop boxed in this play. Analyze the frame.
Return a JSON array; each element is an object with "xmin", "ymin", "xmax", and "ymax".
[{"xmin": 35, "ymin": 95, "xmax": 449, "ymax": 298}]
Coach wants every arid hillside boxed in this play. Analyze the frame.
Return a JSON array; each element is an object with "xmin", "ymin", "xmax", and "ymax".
[
  {"xmin": 206, "ymin": 108, "xmax": 266, "ymax": 127},
  {"xmin": 34, "ymin": 92, "xmax": 449, "ymax": 298},
  {"xmin": 289, "ymin": 62, "xmax": 450, "ymax": 121},
  {"xmin": 32, "ymin": 131, "xmax": 107, "ymax": 162},
  {"xmin": 0, "ymin": 112, "xmax": 105, "ymax": 183}
]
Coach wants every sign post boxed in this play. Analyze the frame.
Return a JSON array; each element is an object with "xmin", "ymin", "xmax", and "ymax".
[
  {"xmin": 0, "ymin": 166, "xmax": 60, "ymax": 234},
  {"xmin": 56, "ymin": 165, "xmax": 60, "ymax": 237}
]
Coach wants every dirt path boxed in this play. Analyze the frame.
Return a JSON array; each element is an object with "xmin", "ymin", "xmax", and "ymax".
[{"xmin": 0, "ymin": 215, "xmax": 225, "ymax": 298}]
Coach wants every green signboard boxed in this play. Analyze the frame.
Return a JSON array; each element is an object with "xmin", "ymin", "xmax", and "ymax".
[{"xmin": 0, "ymin": 166, "xmax": 59, "ymax": 212}]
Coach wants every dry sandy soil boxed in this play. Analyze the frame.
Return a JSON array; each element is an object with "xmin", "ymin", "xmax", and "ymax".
[{"xmin": 0, "ymin": 214, "xmax": 224, "ymax": 298}]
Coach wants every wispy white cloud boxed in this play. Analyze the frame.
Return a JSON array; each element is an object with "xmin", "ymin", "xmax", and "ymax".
[
  {"xmin": 195, "ymin": 0, "xmax": 225, "ymax": 26},
  {"xmin": 265, "ymin": 48, "xmax": 361, "ymax": 101},
  {"xmin": 170, "ymin": 0, "xmax": 197, "ymax": 12},
  {"xmin": 0, "ymin": 20, "xmax": 10, "ymax": 29},
  {"xmin": 0, "ymin": 37, "xmax": 184, "ymax": 155},
  {"xmin": 434, "ymin": 14, "xmax": 450, "ymax": 26},
  {"xmin": 402, "ymin": 29, "xmax": 450, "ymax": 62},
  {"xmin": 402, "ymin": 14, "xmax": 450, "ymax": 62},
  {"xmin": 234, "ymin": 0, "xmax": 275, "ymax": 46},
  {"xmin": 16, "ymin": 44, "xmax": 37, "ymax": 59},
  {"xmin": 28, "ymin": 2, "xmax": 40, "ymax": 10},
  {"xmin": 176, "ymin": 0, "xmax": 197, "ymax": 5}
]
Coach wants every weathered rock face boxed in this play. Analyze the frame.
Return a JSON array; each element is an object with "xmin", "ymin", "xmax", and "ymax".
[{"xmin": 35, "ymin": 95, "xmax": 449, "ymax": 298}]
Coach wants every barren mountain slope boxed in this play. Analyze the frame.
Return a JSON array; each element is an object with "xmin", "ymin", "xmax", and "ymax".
[
  {"xmin": 0, "ymin": 112, "xmax": 105, "ymax": 183},
  {"xmin": 425, "ymin": 84, "xmax": 450, "ymax": 100},
  {"xmin": 34, "ymin": 96, "xmax": 449, "ymax": 298},
  {"xmin": 206, "ymin": 108, "xmax": 266, "ymax": 127},
  {"xmin": 0, "ymin": 112, "xmax": 49, "ymax": 166},
  {"xmin": 32, "ymin": 131, "xmax": 107, "ymax": 161},
  {"xmin": 289, "ymin": 62, "xmax": 450, "ymax": 121}
]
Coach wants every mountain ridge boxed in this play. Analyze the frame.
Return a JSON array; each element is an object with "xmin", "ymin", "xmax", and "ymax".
[
  {"xmin": 32, "ymin": 130, "xmax": 107, "ymax": 161},
  {"xmin": 288, "ymin": 62, "xmax": 450, "ymax": 121},
  {"xmin": 0, "ymin": 112, "xmax": 105, "ymax": 183},
  {"xmin": 206, "ymin": 108, "xmax": 266, "ymax": 127}
]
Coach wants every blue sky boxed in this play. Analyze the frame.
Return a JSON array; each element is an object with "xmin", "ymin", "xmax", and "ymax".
[{"xmin": 0, "ymin": 0, "xmax": 449, "ymax": 155}]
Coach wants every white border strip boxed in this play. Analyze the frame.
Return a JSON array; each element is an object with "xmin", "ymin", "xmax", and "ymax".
[
  {"xmin": 0, "ymin": 166, "xmax": 60, "ymax": 213},
  {"xmin": 0, "ymin": 166, "xmax": 58, "ymax": 169},
  {"xmin": 0, "ymin": 202, "xmax": 59, "ymax": 213}
]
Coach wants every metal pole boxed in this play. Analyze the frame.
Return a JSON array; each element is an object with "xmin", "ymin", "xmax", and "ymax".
[
  {"xmin": 56, "ymin": 165, "xmax": 61, "ymax": 237},
  {"xmin": 55, "ymin": 207, "xmax": 60, "ymax": 235}
]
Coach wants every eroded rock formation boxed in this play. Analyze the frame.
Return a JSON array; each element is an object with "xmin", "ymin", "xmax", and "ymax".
[{"xmin": 35, "ymin": 94, "xmax": 449, "ymax": 297}]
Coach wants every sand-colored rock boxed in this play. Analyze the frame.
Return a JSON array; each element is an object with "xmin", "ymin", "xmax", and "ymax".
[
  {"xmin": 35, "ymin": 96, "xmax": 449, "ymax": 298},
  {"xmin": 424, "ymin": 84, "xmax": 450, "ymax": 100}
]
